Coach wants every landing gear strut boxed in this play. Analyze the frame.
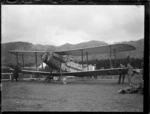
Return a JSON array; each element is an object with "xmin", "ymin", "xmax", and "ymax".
[
  {"xmin": 94, "ymin": 75, "xmax": 97, "ymax": 79},
  {"xmin": 45, "ymin": 76, "xmax": 53, "ymax": 82},
  {"xmin": 61, "ymin": 76, "xmax": 67, "ymax": 85}
]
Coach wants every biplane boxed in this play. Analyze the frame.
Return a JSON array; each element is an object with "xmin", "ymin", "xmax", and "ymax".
[{"xmin": 8, "ymin": 44, "xmax": 136, "ymax": 84}]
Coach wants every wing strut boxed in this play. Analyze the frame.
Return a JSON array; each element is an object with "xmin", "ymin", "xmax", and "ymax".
[
  {"xmin": 109, "ymin": 46, "xmax": 112, "ymax": 68},
  {"xmin": 81, "ymin": 49, "xmax": 84, "ymax": 70},
  {"xmin": 86, "ymin": 52, "xmax": 89, "ymax": 71},
  {"xmin": 35, "ymin": 52, "xmax": 37, "ymax": 70},
  {"xmin": 22, "ymin": 54, "xmax": 24, "ymax": 68},
  {"xmin": 59, "ymin": 57, "xmax": 63, "ymax": 80},
  {"xmin": 16, "ymin": 52, "xmax": 19, "ymax": 64},
  {"xmin": 113, "ymin": 49, "xmax": 117, "ymax": 68},
  {"xmin": 67, "ymin": 55, "xmax": 70, "ymax": 72},
  {"xmin": 41, "ymin": 54, "xmax": 43, "ymax": 70}
]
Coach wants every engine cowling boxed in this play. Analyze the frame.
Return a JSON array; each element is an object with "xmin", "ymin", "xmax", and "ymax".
[{"xmin": 42, "ymin": 52, "xmax": 61, "ymax": 70}]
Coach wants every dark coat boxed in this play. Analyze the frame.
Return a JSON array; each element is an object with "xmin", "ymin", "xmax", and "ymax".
[{"xmin": 13, "ymin": 65, "xmax": 20, "ymax": 79}]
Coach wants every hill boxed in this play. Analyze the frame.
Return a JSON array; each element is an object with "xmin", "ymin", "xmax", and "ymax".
[
  {"xmin": 57, "ymin": 40, "xmax": 108, "ymax": 51},
  {"xmin": 1, "ymin": 39, "xmax": 144, "ymax": 65}
]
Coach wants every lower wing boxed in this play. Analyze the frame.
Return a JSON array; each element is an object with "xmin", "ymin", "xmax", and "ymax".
[{"xmin": 8, "ymin": 68, "xmax": 127, "ymax": 77}]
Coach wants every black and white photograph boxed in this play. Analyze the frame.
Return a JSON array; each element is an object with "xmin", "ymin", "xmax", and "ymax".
[{"xmin": 1, "ymin": 3, "xmax": 144, "ymax": 112}]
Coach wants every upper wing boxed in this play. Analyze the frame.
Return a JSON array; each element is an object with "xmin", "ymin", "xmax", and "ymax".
[
  {"xmin": 8, "ymin": 44, "xmax": 135, "ymax": 56},
  {"xmin": 9, "ymin": 68, "xmax": 127, "ymax": 77},
  {"xmin": 8, "ymin": 50, "xmax": 46, "ymax": 56},
  {"xmin": 54, "ymin": 44, "xmax": 136, "ymax": 56}
]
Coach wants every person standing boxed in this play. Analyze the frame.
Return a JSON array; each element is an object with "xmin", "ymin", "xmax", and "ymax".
[
  {"xmin": 10, "ymin": 65, "xmax": 14, "ymax": 82},
  {"xmin": 127, "ymin": 62, "xmax": 134, "ymax": 86},
  {"xmin": 12, "ymin": 64, "xmax": 20, "ymax": 82},
  {"xmin": 118, "ymin": 64, "xmax": 126, "ymax": 84}
]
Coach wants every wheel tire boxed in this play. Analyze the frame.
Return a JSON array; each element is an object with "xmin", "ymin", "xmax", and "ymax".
[
  {"xmin": 62, "ymin": 76, "xmax": 67, "ymax": 85},
  {"xmin": 94, "ymin": 76, "xmax": 97, "ymax": 79}
]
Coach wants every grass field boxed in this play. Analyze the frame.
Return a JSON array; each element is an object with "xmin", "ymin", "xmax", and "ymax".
[{"xmin": 1, "ymin": 75, "xmax": 143, "ymax": 112}]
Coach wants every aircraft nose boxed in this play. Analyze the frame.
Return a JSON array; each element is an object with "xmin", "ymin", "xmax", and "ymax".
[{"xmin": 42, "ymin": 52, "xmax": 48, "ymax": 62}]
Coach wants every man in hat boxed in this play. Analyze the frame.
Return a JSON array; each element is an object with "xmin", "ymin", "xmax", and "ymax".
[
  {"xmin": 126, "ymin": 61, "xmax": 134, "ymax": 86},
  {"xmin": 12, "ymin": 64, "xmax": 21, "ymax": 82},
  {"xmin": 118, "ymin": 63, "xmax": 126, "ymax": 84}
]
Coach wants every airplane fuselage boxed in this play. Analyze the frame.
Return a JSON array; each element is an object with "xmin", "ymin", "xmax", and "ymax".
[
  {"xmin": 42, "ymin": 52, "xmax": 61, "ymax": 71},
  {"xmin": 42, "ymin": 52, "xmax": 84, "ymax": 72}
]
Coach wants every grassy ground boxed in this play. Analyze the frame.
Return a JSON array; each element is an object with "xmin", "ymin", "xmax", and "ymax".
[{"xmin": 1, "ymin": 75, "xmax": 143, "ymax": 112}]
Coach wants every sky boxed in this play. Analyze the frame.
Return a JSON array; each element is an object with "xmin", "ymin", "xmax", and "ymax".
[{"xmin": 2, "ymin": 5, "xmax": 144, "ymax": 46}]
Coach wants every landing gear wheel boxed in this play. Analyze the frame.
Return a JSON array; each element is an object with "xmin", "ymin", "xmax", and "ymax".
[
  {"xmin": 45, "ymin": 76, "xmax": 52, "ymax": 83},
  {"xmin": 62, "ymin": 76, "xmax": 67, "ymax": 85},
  {"xmin": 94, "ymin": 75, "xmax": 97, "ymax": 79}
]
